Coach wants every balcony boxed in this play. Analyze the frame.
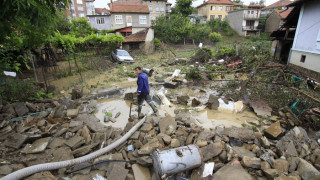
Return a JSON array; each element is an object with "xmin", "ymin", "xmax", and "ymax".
[
  {"xmin": 242, "ymin": 26, "xmax": 259, "ymax": 31},
  {"xmin": 244, "ymin": 14, "xmax": 260, "ymax": 20}
]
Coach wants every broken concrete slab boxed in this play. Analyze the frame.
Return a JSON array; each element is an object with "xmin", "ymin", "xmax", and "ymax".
[
  {"xmin": 138, "ymin": 138, "xmax": 160, "ymax": 155},
  {"xmin": 132, "ymin": 164, "xmax": 151, "ymax": 180},
  {"xmin": 25, "ymin": 171, "xmax": 57, "ymax": 180},
  {"xmin": 232, "ymin": 146, "xmax": 256, "ymax": 159},
  {"xmin": 69, "ymin": 120, "xmax": 83, "ymax": 128},
  {"xmin": 0, "ymin": 165, "xmax": 13, "ymax": 175},
  {"xmin": 72, "ymin": 143, "xmax": 98, "ymax": 157},
  {"xmin": 241, "ymin": 156, "xmax": 261, "ymax": 169},
  {"xmin": 52, "ymin": 147, "xmax": 74, "ymax": 162},
  {"xmin": 264, "ymin": 121, "xmax": 282, "ymax": 139},
  {"xmin": 12, "ymin": 102, "xmax": 29, "ymax": 116},
  {"xmin": 222, "ymin": 127, "xmax": 255, "ymax": 141},
  {"xmin": 76, "ymin": 114, "xmax": 105, "ymax": 132},
  {"xmin": 66, "ymin": 108, "xmax": 79, "ymax": 118},
  {"xmin": 250, "ymin": 101, "xmax": 272, "ymax": 117},
  {"xmin": 64, "ymin": 135, "xmax": 85, "ymax": 150},
  {"xmin": 272, "ymin": 159, "xmax": 289, "ymax": 173},
  {"xmin": 81, "ymin": 126, "xmax": 91, "ymax": 144},
  {"xmin": 263, "ymin": 169, "xmax": 280, "ymax": 179},
  {"xmin": 130, "ymin": 131, "xmax": 140, "ymax": 140},
  {"xmin": 107, "ymin": 165, "xmax": 129, "ymax": 180},
  {"xmin": 207, "ymin": 94, "xmax": 219, "ymax": 110},
  {"xmin": 4, "ymin": 133, "xmax": 28, "ymax": 149},
  {"xmin": 21, "ymin": 137, "xmax": 51, "ymax": 154},
  {"xmin": 212, "ymin": 160, "xmax": 254, "ymax": 180},
  {"xmin": 171, "ymin": 138, "xmax": 180, "ymax": 148},
  {"xmin": 201, "ymin": 142, "xmax": 223, "ymax": 161},
  {"xmin": 48, "ymin": 137, "xmax": 66, "ymax": 149},
  {"xmin": 177, "ymin": 95, "xmax": 189, "ymax": 105},
  {"xmin": 159, "ymin": 115, "xmax": 177, "ymax": 135},
  {"xmin": 297, "ymin": 158, "xmax": 319, "ymax": 176}
]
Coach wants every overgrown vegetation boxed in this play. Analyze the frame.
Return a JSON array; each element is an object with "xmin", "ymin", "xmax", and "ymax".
[
  {"xmin": 209, "ymin": 32, "xmax": 222, "ymax": 43},
  {"xmin": 186, "ymin": 67, "xmax": 202, "ymax": 80}
]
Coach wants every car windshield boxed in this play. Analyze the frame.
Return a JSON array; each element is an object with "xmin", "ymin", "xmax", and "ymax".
[{"xmin": 117, "ymin": 50, "xmax": 130, "ymax": 56}]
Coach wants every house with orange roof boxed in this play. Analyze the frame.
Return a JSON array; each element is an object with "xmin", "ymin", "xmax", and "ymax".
[
  {"xmin": 87, "ymin": 8, "xmax": 111, "ymax": 31},
  {"xmin": 197, "ymin": 0, "xmax": 234, "ymax": 20},
  {"xmin": 265, "ymin": 9, "xmax": 292, "ymax": 32},
  {"xmin": 261, "ymin": 0, "xmax": 294, "ymax": 16}
]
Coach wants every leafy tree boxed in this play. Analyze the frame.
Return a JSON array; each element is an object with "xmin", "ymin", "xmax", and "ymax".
[
  {"xmin": 173, "ymin": 0, "xmax": 194, "ymax": 17},
  {"xmin": 259, "ymin": 0, "xmax": 265, "ymax": 5},
  {"xmin": 189, "ymin": 25, "xmax": 211, "ymax": 43},
  {"xmin": 209, "ymin": 32, "xmax": 222, "ymax": 42},
  {"xmin": 232, "ymin": 0, "xmax": 243, "ymax": 3},
  {"xmin": 56, "ymin": 10, "xmax": 72, "ymax": 35},
  {"xmin": 152, "ymin": 14, "xmax": 192, "ymax": 43},
  {"xmin": 70, "ymin": 18, "xmax": 94, "ymax": 37}
]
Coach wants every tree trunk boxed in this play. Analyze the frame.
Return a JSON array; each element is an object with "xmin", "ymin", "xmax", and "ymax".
[{"xmin": 73, "ymin": 52, "xmax": 83, "ymax": 82}]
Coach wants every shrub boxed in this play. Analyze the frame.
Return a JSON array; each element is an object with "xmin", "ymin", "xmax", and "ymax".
[
  {"xmin": 192, "ymin": 47, "xmax": 212, "ymax": 62},
  {"xmin": 217, "ymin": 45, "xmax": 236, "ymax": 58},
  {"xmin": 209, "ymin": 32, "xmax": 222, "ymax": 43},
  {"xmin": 186, "ymin": 67, "xmax": 202, "ymax": 80},
  {"xmin": 154, "ymin": 38, "xmax": 161, "ymax": 48}
]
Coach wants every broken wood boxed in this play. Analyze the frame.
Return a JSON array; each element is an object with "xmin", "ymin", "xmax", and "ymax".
[{"xmin": 290, "ymin": 87, "xmax": 320, "ymax": 103}]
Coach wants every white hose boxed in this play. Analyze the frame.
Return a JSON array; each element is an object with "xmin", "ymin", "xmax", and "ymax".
[{"xmin": 1, "ymin": 117, "xmax": 146, "ymax": 180}]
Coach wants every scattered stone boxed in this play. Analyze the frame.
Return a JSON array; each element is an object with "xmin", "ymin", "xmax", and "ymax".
[
  {"xmin": 25, "ymin": 171, "xmax": 57, "ymax": 180},
  {"xmin": 196, "ymin": 140, "xmax": 208, "ymax": 147},
  {"xmin": 222, "ymin": 127, "xmax": 255, "ymax": 141},
  {"xmin": 0, "ymin": 165, "xmax": 13, "ymax": 175},
  {"xmin": 242, "ymin": 156, "xmax": 261, "ymax": 169},
  {"xmin": 191, "ymin": 98, "xmax": 201, "ymax": 107},
  {"xmin": 273, "ymin": 159, "xmax": 289, "ymax": 173},
  {"xmin": 132, "ymin": 164, "xmax": 151, "ymax": 180},
  {"xmin": 261, "ymin": 161, "xmax": 271, "ymax": 170},
  {"xmin": 177, "ymin": 95, "xmax": 189, "ymax": 105},
  {"xmin": 232, "ymin": 146, "xmax": 256, "ymax": 159},
  {"xmin": 21, "ymin": 137, "xmax": 50, "ymax": 154},
  {"xmin": 212, "ymin": 160, "xmax": 254, "ymax": 180},
  {"xmin": 207, "ymin": 94, "xmax": 219, "ymax": 110},
  {"xmin": 186, "ymin": 133, "xmax": 197, "ymax": 145},
  {"xmin": 260, "ymin": 136, "xmax": 270, "ymax": 148},
  {"xmin": 54, "ymin": 127, "xmax": 68, "ymax": 137},
  {"xmin": 107, "ymin": 165, "xmax": 128, "ymax": 180},
  {"xmin": 72, "ymin": 144, "xmax": 97, "ymax": 157},
  {"xmin": 138, "ymin": 138, "xmax": 160, "ymax": 155},
  {"xmin": 264, "ymin": 121, "xmax": 282, "ymax": 139},
  {"xmin": 66, "ymin": 108, "xmax": 79, "ymax": 118},
  {"xmin": 171, "ymin": 138, "xmax": 180, "ymax": 148},
  {"xmin": 140, "ymin": 123, "xmax": 153, "ymax": 133},
  {"xmin": 76, "ymin": 114, "xmax": 105, "ymax": 132},
  {"xmin": 81, "ymin": 126, "xmax": 91, "ymax": 144},
  {"xmin": 275, "ymin": 174, "xmax": 301, "ymax": 180},
  {"xmin": 12, "ymin": 102, "xmax": 29, "ymax": 116},
  {"xmin": 263, "ymin": 169, "xmax": 279, "ymax": 179},
  {"xmin": 201, "ymin": 142, "xmax": 223, "ymax": 161},
  {"xmin": 69, "ymin": 120, "xmax": 83, "ymax": 128},
  {"xmin": 130, "ymin": 131, "xmax": 140, "ymax": 140},
  {"xmin": 157, "ymin": 133, "xmax": 171, "ymax": 145},
  {"xmin": 137, "ymin": 156, "xmax": 153, "ymax": 166},
  {"xmin": 64, "ymin": 135, "xmax": 85, "ymax": 150},
  {"xmin": 4, "ymin": 133, "xmax": 28, "ymax": 149},
  {"xmin": 52, "ymin": 147, "xmax": 74, "ymax": 162},
  {"xmin": 250, "ymin": 101, "xmax": 272, "ymax": 117},
  {"xmin": 159, "ymin": 115, "xmax": 177, "ymax": 135},
  {"xmin": 297, "ymin": 158, "xmax": 319, "ymax": 175},
  {"xmin": 54, "ymin": 105, "xmax": 66, "ymax": 119}
]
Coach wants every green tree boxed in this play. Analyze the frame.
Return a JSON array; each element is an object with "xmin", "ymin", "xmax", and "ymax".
[
  {"xmin": 152, "ymin": 14, "xmax": 192, "ymax": 43},
  {"xmin": 70, "ymin": 17, "xmax": 94, "ymax": 37},
  {"xmin": 56, "ymin": 11, "xmax": 72, "ymax": 35},
  {"xmin": 173, "ymin": 0, "xmax": 194, "ymax": 17},
  {"xmin": 189, "ymin": 24, "xmax": 211, "ymax": 43}
]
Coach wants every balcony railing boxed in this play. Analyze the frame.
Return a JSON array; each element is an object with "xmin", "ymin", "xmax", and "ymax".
[
  {"xmin": 244, "ymin": 14, "xmax": 260, "ymax": 20},
  {"xmin": 242, "ymin": 26, "xmax": 259, "ymax": 31}
]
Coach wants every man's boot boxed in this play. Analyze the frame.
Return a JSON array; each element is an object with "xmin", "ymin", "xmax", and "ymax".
[
  {"xmin": 150, "ymin": 103, "xmax": 158, "ymax": 115},
  {"xmin": 138, "ymin": 105, "xmax": 144, "ymax": 119}
]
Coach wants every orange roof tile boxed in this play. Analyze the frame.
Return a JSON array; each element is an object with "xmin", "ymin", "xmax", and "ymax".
[
  {"xmin": 198, "ymin": 0, "xmax": 234, "ymax": 7},
  {"xmin": 262, "ymin": 0, "xmax": 294, "ymax": 10},
  {"xmin": 95, "ymin": 8, "xmax": 110, "ymax": 14},
  {"xmin": 275, "ymin": 9, "xmax": 292, "ymax": 19},
  {"xmin": 109, "ymin": 3, "xmax": 149, "ymax": 13},
  {"xmin": 125, "ymin": 28, "xmax": 149, "ymax": 42}
]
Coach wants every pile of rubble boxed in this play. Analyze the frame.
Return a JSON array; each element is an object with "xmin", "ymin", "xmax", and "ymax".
[{"xmin": 0, "ymin": 89, "xmax": 320, "ymax": 180}]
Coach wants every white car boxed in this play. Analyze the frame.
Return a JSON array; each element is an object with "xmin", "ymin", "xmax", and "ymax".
[{"xmin": 111, "ymin": 49, "xmax": 134, "ymax": 63}]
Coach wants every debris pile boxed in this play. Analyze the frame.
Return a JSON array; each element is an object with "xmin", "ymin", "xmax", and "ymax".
[{"xmin": 0, "ymin": 88, "xmax": 320, "ymax": 180}]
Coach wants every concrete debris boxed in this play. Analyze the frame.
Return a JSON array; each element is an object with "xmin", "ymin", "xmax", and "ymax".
[
  {"xmin": 250, "ymin": 101, "xmax": 272, "ymax": 117},
  {"xmin": 21, "ymin": 137, "xmax": 51, "ymax": 154},
  {"xmin": 12, "ymin": 102, "xmax": 29, "ymax": 117},
  {"xmin": 264, "ymin": 121, "xmax": 282, "ymax": 139},
  {"xmin": 4, "ymin": 133, "xmax": 28, "ymax": 149},
  {"xmin": 212, "ymin": 160, "xmax": 254, "ymax": 180},
  {"xmin": 132, "ymin": 164, "xmax": 151, "ymax": 180}
]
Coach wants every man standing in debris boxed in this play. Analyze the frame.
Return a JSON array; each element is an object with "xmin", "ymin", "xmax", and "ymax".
[{"xmin": 135, "ymin": 66, "xmax": 158, "ymax": 118}]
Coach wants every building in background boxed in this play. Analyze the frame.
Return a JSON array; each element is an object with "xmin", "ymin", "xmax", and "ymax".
[
  {"xmin": 109, "ymin": 3, "xmax": 150, "ymax": 36},
  {"xmin": 69, "ymin": 0, "xmax": 95, "ymax": 19},
  {"xmin": 197, "ymin": 0, "xmax": 234, "ymax": 21},
  {"xmin": 261, "ymin": 0, "xmax": 294, "ymax": 16},
  {"xmin": 233, "ymin": 2, "xmax": 244, "ymax": 9},
  {"xmin": 227, "ymin": 8, "xmax": 261, "ymax": 36},
  {"xmin": 87, "ymin": 8, "xmax": 111, "ymax": 31}
]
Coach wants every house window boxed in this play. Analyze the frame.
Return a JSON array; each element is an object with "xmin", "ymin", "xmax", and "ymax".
[
  {"xmin": 77, "ymin": 0, "xmax": 82, "ymax": 4},
  {"xmin": 251, "ymin": 11, "xmax": 254, "ymax": 14},
  {"xmin": 150, "ymin": 15, "xmax": 153, "ymax": 20},
  {"xmin": 219, "ymin": 6, "xmax": 223, "ymax": 11},
  {"xmin": 210, "ymin": 15, "xmax": 215, "ymax": 19},
  {"xmin": 211, "ymin": 6, "xmax": 216, "ymax": 11},
  {"xmin": 139, "ymin": 15, "xmax": 147, "ymax": 24},
  {"xmin": 149, "ymin": 4, "xmax": 153, "ymax": 11},
  {"xmin": 161, "ymin": 5, "xmax": 164, "ymax": 11},
  {"xmin": 156, "ymin": 5, "xmax": 159, "ymax": 11},
  {"xmin": 79, "ymin": 13, "xmax": 84, "ymax": 17},
  {"xmin": 300, "ymin": 55, "xmax": 306, "ymax": 63},
  {"xmin": 78, "ymin": 6, "xmax": 83, "ymax": 11},
  {"xmin": 218, "ymin": 15, "xmax": 222, "ymax": 19},
  {"xmin": 115, "ymin": 15, "xmax": 123, "ymax": 24},
  {"xmin": 226, "ymin": 6, "xmax": 230, "ymax": 11},
  {"xmin": 96, "ymin": 17, "xmax": 105, "ymax": 24},
  {"xmin": 247, "ymin": 10, "xmax": 250, "ymax": 14}
]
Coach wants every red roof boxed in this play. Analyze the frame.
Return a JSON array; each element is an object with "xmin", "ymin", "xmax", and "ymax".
[
  {"xmin": 275, "ymin": 9, "xmax": 292, "ymax": 19},
  {"xmin": 95, "ymin": 8, "xmax": 110, "ymax": 14},
  {"xmin": 198, "ymin": 0, "xmax": 234, "ymax": 7},
  {"xmin": 113, "ymin": 0, "xmax": 142, "ymax": 4},
  {"xmin": 262, "ymin": 0, "xmax": 294, "ymax": 10},
  {"xmin": 109, "ymin": 3, "xmax": 149, "ymax": 13},
  {"xmin": 248, "ymin": 4, "xmax": 265, "ymax": 8},
  {"xmin": 125, "ymin": 28, "xmax": 149, "ymax": 42}
]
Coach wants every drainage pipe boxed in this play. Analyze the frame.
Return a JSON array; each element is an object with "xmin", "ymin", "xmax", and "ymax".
[{"xmin": 1, "ymin": 117, "xmax": 146, "ymax": 180}]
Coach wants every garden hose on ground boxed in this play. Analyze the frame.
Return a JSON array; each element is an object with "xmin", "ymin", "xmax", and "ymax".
[{"xmin": 1, "ymin": 117, "xmax": 146, "ymax": 180}]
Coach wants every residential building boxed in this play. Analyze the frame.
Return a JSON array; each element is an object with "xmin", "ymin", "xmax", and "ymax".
[
  {"xmin": 287, "ymin": 0, "xmax": 320, "ymax": 80},
  {"xmin": 248, "ymin": 4, "xmax": 265, "ymax": 9},
  {"xmin": 227, "ymin": 9, "xmax": 261, "ymax": 36},
  {"xmin": 87, "ymin": 8, "xmax": 111, "ymax": 31},
  {"xmin": 265, "ymin": 9, "xmax": 292, "ymax": 33},
  {"xmin": 197, "ymin": 0, "xmax": 234, "ymax": 21},
  {"xmin": 69, "ymin": 0, "xmax": 95, "ymax": 19},
  {"xmin": 109, "ymin": 3, "xmax": 150, "ymax": 36},
  {"xmin": 166, "ymin": 2, "xmax": 172, "ymax": 13},
  {"xmin": 233, "ymin": 2, "xmax": 244, "ymax": 9},
  {"xmin": 189, "ymin": 14, "xmax": 207, "ymax": 24},
  {"xmin": 261, "ymin": 0, "xmax": 294, "ymax": 16}
]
